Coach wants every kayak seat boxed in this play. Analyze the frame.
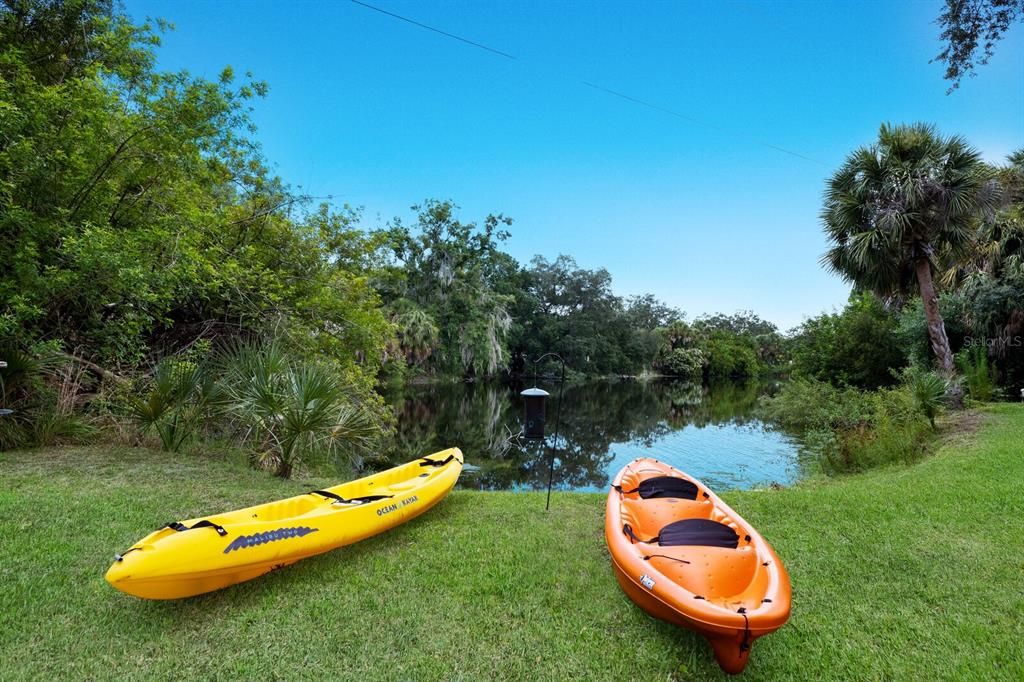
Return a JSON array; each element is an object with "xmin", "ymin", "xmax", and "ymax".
[
  {"xmin": 657, "ymin": 518, "xmax": 739, "ymax": 549},
  {"xmin": 621, "ymin": 476, "xmax": 699, "ymax": 500}
]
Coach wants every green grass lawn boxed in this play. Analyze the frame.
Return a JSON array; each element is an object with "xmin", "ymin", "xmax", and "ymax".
[{"xmin": 1, "ymin": 404, "xmax": 1022, "ymax": 680}]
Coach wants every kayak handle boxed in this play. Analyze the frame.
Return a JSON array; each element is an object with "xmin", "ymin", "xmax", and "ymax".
[
  {"xmin": 114, "ymin": 547, "xmax": 141, "ymax": 562},
  {"xmin": 162, "ymin": 519, "xmax": 228, "ymax": 537},
  {"xmin": 419, "ymin": 454, "xmax": 462, "ymax": 467},
  {"xmin": 309, "ymin": 490, "xmax": 393, "ymax": 505}
]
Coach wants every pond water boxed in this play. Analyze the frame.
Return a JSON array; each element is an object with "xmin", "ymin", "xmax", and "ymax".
[{"xmin": 380, "ymin": 379, "xmax": 801, "ymax": 492}]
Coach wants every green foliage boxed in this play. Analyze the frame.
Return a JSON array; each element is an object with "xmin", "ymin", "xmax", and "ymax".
[
  {"xmin": 659, "ymin": 348, "xmax": 705, "ymax": 380},
  {"xmin": 822, "ymin": 123, "xmax": 994, "ymax": 375},
  {"xmin": 0, "ymin": 1, "xmax": 393, "ymax": 465},
  {"xmin": 790, "ymin": 291, "xmax": 907, "ymax": 389},
  {"xmin": 760, "ymin": 377, "xmax": 935, "ymax": 474},
  {"xmin": 760, "ymin": 378, "xmax": 872, "ymax": 433},
  {"xmin": 511, "ymin": 255, "xmax": 675, "ymax": 377},
  {"xmin": 903, "ymin": 367, "xmax": 949, "ymax": 428},
  {"xmin": 693, "ymin": 311, "xmax": 779, "ymax": 338},
  {"xmin": 822, "ymin": 123, "xmax": 993, "ymax": 299},
  {"xmin": 934, "ymin": 0, "xmax": 1024, "ymax": 91},
  {"xmin": 0, "ymin": 346, "xmax": 94, "ymax": 449},
  {"xmin": 650, "ymin": 315, "xmax": 774, "ymax": 382},
  {"xmin": 944, "ymin": 150, "xmax": 1024, "ymax": 286},
  {"xmin": 895, "ymin": 295, "xmax": 968, "ymax": 368},
  {"xmin": 379, "ymin": 201, "xmax": 514, "ymax": 378},
  {"xmin": 218, "ymin": 342, "xmax": 381, "ymax": 478},
  {"xmin": 701, "ymin": 330, "xmax": 761, "ymax": 381},
  {"xmin": 957, "ymin": 345, "xmax": 996, "ymax": 402},
  {"xmin": 825, "ymin": 387, "xmax": 931, "ymax": 473},
  {"xmin": 694, "ymin": 312, "xmax": 785, "ymax": 369},
  {"xmin": 387, "ymin": 301, "xmax": 440, "ymax": 368},
  {"xmin": 952, "ymin": 273, "xmax": 1024, "ymax": 390},
  {"xmin": 0, "ymin": 0, "xmax": 388, "ymax": 381},
  {"xmin": 0, "ymin": 347, "xmax": 48, "ymax": 449},
  {"xmin": 0, "ymin": 347, "xmax": 50, "ymax": 404},
  {"xmin": 897, "ymin": 272, "xmax": 1023, "ymax": 391},
  {"xmin": 127, "ymin": 359, "xmax": 217, "ymax": 452}
]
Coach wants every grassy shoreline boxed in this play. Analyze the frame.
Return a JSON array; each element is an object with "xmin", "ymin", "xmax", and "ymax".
[{"xmin": 1, "ymin": 404, "xmax": 1022, "ymax": 680}]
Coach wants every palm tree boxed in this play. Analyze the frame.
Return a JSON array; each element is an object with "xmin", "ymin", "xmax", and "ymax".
[
  {"xmin": 218, "ymin": 342, "xmax": 379, "ymax": 478},
  {"xmin": 822, "ymin": 123, "xmax": 994, "ymax": 391},
  {"xmin": 390, "ymin": 302, "xmax": 440, "ymax": 367},
  {"xmin": 941, "ymin": 149, "xmax": 1024, "ymax": 288},
  {"xmin": 128, "ymin": 358, "xmax": 217, "ymax": 452}
]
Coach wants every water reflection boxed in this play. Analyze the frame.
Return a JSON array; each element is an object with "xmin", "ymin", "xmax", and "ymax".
[{"xmin": 380, "ymin": 379, "xmax": 799, "ymax": 492}]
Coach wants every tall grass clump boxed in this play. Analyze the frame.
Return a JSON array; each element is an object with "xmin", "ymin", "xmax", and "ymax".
[
  {"xmin": 0, "ymin": 347, "xmax": 96, "ymax": 450},
  {"xmin": 760, "ymin": 377, "xmax": 936, "ymax": 475},
  {"xmin": 957, "ymin": 346, "xmax": 996, "ymax": 402}
]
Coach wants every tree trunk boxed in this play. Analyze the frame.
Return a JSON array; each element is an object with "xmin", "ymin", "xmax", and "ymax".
[
  {"xmin": 914, "ymin": 256, "xmax": 962, "ymax": 407},
  {"xmin": 56, "ymin": 352, "xmax": 130, "ymax": 386}
]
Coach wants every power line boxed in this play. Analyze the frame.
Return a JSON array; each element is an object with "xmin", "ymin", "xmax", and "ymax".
[
  {"xmin": 348, "ymin": 0, "xmax": 827, "ymax": 167},
  {"xmin": 349, "ymin": 0, "xmax": 517, "ymax": 60},
  {"xmin": 579, "ymin": 81, "xmax": 827, "ymax": 166}
]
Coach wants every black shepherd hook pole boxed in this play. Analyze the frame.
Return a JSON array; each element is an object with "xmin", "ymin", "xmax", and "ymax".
[{"xmin": 531, "ymin": 352, "xmax": 566, "ymax": 512}]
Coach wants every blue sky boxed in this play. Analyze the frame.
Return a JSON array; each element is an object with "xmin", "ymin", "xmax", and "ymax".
[{"xmin": 124, "ymin": 1, "xmax": 1023, "ymax": 330}]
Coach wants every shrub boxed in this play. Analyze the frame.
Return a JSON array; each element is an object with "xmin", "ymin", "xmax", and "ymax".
[
  {"xmin": 898, "ymin": 275, "xmax": 1024, "ymax": 391},
  {"xmin": 823, "ymin": 387, "xmax": 931, "ymax": 473},
  {"xmin": 660, "ymin": 348, "xmax": 705, "ymax": 379},
  {"xmin": 789, "ymin": 292, "xmax": 907, "ymax": 389},
  {"xmin": 903, "ymin": 367, "xmax": 949, "ymax": 428},
  {"xmin": 128, "ymin": 359, "xmax": 219, "ymax": 452},
  {"xmin": 758, "ymin": 378, "xmax": 873, "ymax": 432},
  {"xmin": 703, "ymin": 332, "xmax": 761, "ymax": 381},
  {"xmin": 760, "ymin": 377, "xmax": 934, "ymax": 475},
  {"xmin": 957, "ymin": 346, "xmax": 996, "ymax": 402},
  {"xmin": 0, "ymin": 347, "xmax": 95, "ymax": 450},
  {"xmin": 219, "ymin": 342, "xmax": 381, "ymax": 478}
]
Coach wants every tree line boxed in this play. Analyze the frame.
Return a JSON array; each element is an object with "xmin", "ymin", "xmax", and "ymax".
[
  {"xmin": 0, "ymin": 1, "xmax": 781, "ymax": 462},
  {"xmin": 0, "ymin": 1, "xmax": 781, "ymax": 389},
  {"xmin": 2, "ymin": 2, "xmax": 1021, "ymax": 471},
  {"xmin": 375, "ymin": 201, "xmax": 785, "ymax": 382}
]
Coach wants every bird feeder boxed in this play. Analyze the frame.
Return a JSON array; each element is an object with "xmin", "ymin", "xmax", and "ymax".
[
  {"xmin": 520, "ymin": 387, "xmax": 550, "ymax": 440},
  {"xmin": 517, "ymin": 352, "xmax": 566, "ymax": 511}
]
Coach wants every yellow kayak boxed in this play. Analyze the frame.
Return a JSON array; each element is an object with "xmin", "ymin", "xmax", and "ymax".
[{"xmin": 105, "ymin": 448, "xmax": 463, "ymax": 599}]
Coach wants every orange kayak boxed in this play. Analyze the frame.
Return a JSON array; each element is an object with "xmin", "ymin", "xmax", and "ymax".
[{"xmin": 605, "ymin": 458, "xmax": 791, "ymax": 674}]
